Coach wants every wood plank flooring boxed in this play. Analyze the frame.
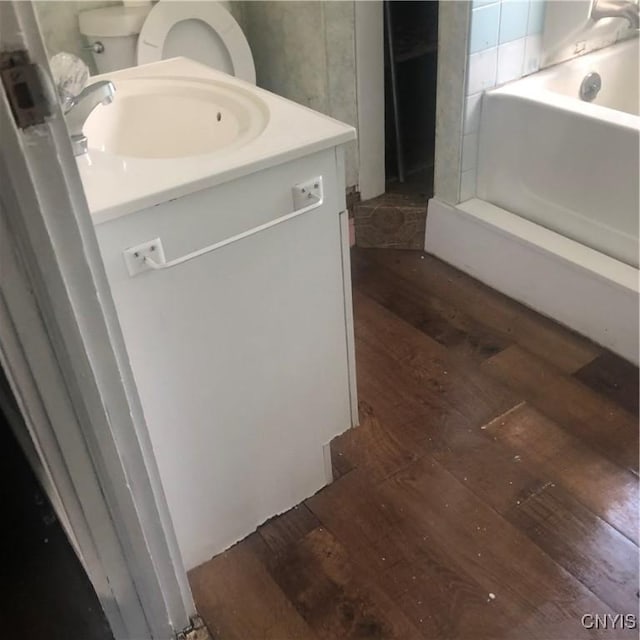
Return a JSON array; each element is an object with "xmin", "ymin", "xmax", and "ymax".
[{"xmin": 189, "ymin": 248, "xmax": 639, "ymax": 640}]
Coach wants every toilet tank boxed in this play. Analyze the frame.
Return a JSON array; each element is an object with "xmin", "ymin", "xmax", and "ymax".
[{"xmin": 78, "ymin": 5, "xmax": 151, "ymax": 74}]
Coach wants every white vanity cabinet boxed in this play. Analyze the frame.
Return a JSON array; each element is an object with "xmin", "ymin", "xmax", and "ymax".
[{"xmin": 94, "ymin": 146, "xmax": 357, "ymax": 570}]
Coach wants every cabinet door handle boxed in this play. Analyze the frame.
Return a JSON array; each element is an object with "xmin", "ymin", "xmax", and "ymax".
[{"xmin": 123, "ymin": 177, "xmax": 324, "ymax": 276}]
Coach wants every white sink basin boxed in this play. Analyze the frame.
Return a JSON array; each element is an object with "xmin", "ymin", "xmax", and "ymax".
[
  {"xmin": 78, "ymin": 58, "xmax": 355, "ymax": 224},
  {"xmin": 83, "ymin": 76, "xmax": 269, "ymax": 159}
]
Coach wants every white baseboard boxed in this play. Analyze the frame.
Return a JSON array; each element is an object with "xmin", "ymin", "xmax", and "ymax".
[{"xmin": 425, "ymin": 198, "xmax": 639, "ymax": 364}]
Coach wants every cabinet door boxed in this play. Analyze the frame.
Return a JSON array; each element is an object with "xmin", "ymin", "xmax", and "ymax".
[{"xmin": 95, "ymin": 151, "xmax": 352, "ymax": 570}]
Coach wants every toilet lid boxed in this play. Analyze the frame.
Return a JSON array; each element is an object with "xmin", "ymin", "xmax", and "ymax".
[{"xmin": 137, "ymin": 2, "xmax": 255, "ymax": 83}]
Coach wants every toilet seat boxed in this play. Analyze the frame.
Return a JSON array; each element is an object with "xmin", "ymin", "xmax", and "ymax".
[{"xmin": 137, "ymin": 2, "xmax": 255, "ymax": 83}]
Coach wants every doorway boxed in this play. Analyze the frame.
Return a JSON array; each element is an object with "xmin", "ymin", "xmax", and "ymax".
[
  {"xmin": 385, "ymin": 0, "xmax": 438, "ymax": 196},
  {"xmin": 354, "ymin": 0, "xmax": 438, "ymax": 249},
  {"xmin": 0, "ymin": 366, "xmax": 113, "ymax": 640}
]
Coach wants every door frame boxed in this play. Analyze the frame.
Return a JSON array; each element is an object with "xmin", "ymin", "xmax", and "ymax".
[
  {"xmin": 354, "ymin": 0, "xmax": 385, "ymax": 200},
  {"xmin": 0, "ymin": 3, "xmax": 195, "ymax": 638}
]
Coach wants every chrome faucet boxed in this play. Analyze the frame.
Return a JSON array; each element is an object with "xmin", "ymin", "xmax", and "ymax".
[
  {"xmin": 63, "ymin": 80, "xmax": 115, "ymax": 156},
  {"xmin": 591, "ymin": 0, "xmax": 640, "ymax": 29}
]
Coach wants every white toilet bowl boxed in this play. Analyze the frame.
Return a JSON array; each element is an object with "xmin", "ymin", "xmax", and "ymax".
[{"xmin": 78, "ymin": 0, "xmax": 255, "ymax": 83}]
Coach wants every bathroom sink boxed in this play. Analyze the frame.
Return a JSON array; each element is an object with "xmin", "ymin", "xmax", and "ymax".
[
  {"xmin": 78, "ymin": 58, "xmax": 355, "ymax": 223},
  {"xmin": 83, "ymin": 76, "xmax": 269, "ymax": 159}
]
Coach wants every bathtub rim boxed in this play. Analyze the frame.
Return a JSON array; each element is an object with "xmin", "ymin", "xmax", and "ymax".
[
  {"xmin": 487, "ymin": 84, "xmax": 639, "ymax": 129},
  {"xmin": 489, "ymin": 36, "xmax": 640, "ymax": 124}
]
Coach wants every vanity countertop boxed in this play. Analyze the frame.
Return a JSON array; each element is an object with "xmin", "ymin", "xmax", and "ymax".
[{"xmin": 77, "ymin": 57, "xmax": 356, "ymax": 225}]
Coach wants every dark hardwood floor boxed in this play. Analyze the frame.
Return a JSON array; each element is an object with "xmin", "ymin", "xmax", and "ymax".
[{"xmin": 189, "ymin": 248, "xmax": 639, "ymax": 640}]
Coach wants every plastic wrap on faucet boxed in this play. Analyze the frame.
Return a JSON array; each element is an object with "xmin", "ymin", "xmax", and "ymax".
[{"xmin": 49, "ymin": 52, "xmax": 89, "ymax": 110}]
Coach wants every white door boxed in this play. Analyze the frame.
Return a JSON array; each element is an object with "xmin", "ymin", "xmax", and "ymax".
[{"xmin": 0, "ymin": 2, "xmax": 194, "ymax": 638}]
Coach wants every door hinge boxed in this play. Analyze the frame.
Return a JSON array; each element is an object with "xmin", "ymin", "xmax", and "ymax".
[{"xmin": 1, "ymin": 50, "xmax": 51, "ymax": 129}]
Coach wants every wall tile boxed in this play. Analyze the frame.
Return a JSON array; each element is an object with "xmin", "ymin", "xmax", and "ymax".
[
  {"xmin": 464, "ymin": 93, "xmax": 483, "ymax": 134},
  {"xmin": 523, "ymin": 33, "xmax": 542, "ymax": 75},
  {"xmin": 527, "ymin": 0, "xmax": 546, "ymax": 35},
  {"xmin": 461, "ymin": 133, "xmax": 479, "ymax": 172},
  {"xmin": 467, "ymin": 47, "xmax": 498, "ymax": 95},
  {"xmin": 470, "ymin": 3, "xmax": 501, "ymax": 54},
  {"xmin": 497, "ymin": 37, "xmax": 526, "ymax": 84},
  {"xmin": 499, "ymin": 0, "xmax": 530, "ymax": 44},
  {"xmin": 460, "ymin": 168, "xmax": 477, "ymax": 202}
]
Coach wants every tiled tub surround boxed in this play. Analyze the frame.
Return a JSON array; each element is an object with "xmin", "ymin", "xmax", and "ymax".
[{"xmin": 462, "ymin": 0, "xmax": 546, "ymax": 201}]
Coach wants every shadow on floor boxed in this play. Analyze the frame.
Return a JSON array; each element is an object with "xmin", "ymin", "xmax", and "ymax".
[{"xmin": 0, "ymin": 397, "xmax": 113, "ymax": 640}]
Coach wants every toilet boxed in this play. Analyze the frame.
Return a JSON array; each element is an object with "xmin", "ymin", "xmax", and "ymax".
[{"xmin": 78, "ymin": 0, "xmax": 255, "ymax": 83}]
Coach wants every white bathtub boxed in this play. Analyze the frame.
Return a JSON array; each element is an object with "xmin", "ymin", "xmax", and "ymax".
[
  {"xmin": 477, "ymin": 37, "xmax": 639, "ymax": 267},
  {"xmin": 426, "ymin": 38, "xmax": 639, "ymax": 363}
]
